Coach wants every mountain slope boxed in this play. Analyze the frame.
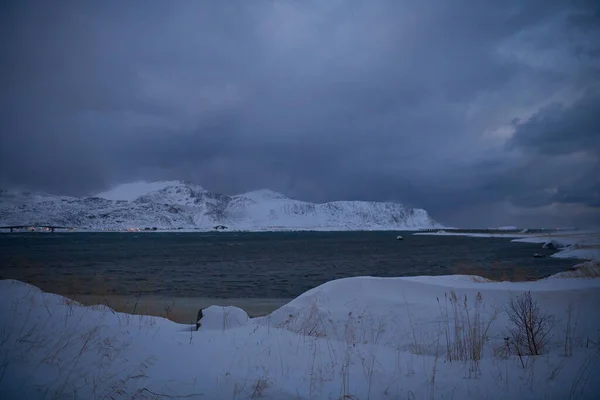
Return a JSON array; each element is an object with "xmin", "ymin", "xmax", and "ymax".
[
  {"xmin": 0, "ymin": 182, "xmax": 442, "ymax": 231},
  {"xmin": 95, "ymin": 181, "xmax": 182, "ymax": 201}
]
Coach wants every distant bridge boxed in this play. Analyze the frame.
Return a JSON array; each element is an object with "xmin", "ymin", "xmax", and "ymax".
[{"xmin": 0, "ymin": 225, "xmax": 73, "ymax": 233}]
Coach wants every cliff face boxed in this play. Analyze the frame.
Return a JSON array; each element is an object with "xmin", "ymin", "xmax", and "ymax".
[{"xmin": 0, "ymin": 182, "xmax": 442, "ymax": 230}]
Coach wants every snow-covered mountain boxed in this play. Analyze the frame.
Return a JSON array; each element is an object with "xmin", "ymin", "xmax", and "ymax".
[{"xmin": 0, "ymin": 181, "xmax": 442, "ymax": 231}]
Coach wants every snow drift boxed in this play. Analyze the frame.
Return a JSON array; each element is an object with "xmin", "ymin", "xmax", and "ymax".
[{"xmin": 1, "ymin": 273, "xmax": 599, "ymax": 399}]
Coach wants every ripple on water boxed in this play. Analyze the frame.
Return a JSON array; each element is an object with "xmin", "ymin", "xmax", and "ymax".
[{"xmin": 0, "ymin": 231, "xmax": 581, "ymax": 298}]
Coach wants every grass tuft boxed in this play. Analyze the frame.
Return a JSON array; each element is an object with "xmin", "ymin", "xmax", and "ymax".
[{"xmin": 438, "ymin": 291, "xmax": 498, "ymax": 375}]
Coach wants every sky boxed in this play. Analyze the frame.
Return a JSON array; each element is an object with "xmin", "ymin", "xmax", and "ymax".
[{"xmin": 1, "ymin": 0, "xmax": 599, "ymax": 228}]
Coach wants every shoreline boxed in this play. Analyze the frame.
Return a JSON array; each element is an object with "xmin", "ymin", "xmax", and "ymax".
[
  {"xmin": 4, "ymin": 270, "xmax": 600, "ymax": 399},
  {"xmin": 1, "ymin": 227, "xmax": 435, "ymax": 233},
  {"xmin": 5, "ymin": 230, "xmax": 598, "ymax": 325},
  {"xmin": 61, "ymin": 258, "xmax": 600, "ymax": 324},
  {"xmin": 415, "ymin": 230, "xmax": 600, "ymax": 261},
  {"xmin": 63, "ymin": 293, "xmax": 292, "ymax": 324},
  {"xmin": 0, "ymin": 226, "xmax": 587, "ymax": 234}
]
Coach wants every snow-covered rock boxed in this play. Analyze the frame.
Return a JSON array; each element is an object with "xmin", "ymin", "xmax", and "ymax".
[
  {"xmin": 542, "ymin": 240, "xmax": 566, "ymax": 250},
  {"xmin": 199, "ymin": 305, "xmax": 249, "ymax": 331},
  {"xmin": 0, "ymin": 181, "xmax": 442, "ymax": 231}
]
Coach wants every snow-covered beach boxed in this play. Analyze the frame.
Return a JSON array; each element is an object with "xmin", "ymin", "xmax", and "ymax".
[
  {"xmin": 2, "ymin": 230, "xmax": 599, "ymax": 399},
  {"xmin": 2, "ymin": 267, "xmax": 600, "ymax": 400},
  {"xmin": 3, "ymin": 226, "xmax": 600, "ymax": 400}
]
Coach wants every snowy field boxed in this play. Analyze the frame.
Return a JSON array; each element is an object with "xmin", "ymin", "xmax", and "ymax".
[{"xmin": 2, "ymin": 264, "xmax": 600, "ymax": 399}]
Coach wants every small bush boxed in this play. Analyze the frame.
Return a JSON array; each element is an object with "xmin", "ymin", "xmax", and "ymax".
[{"xmin": 505, "ymin": 291, "xmax": 556, "ymax": 356}]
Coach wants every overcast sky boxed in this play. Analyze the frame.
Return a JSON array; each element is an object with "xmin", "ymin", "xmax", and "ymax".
[{"xmin": 1, "ymin": 0, "xmax": 599, "ymax": 228}]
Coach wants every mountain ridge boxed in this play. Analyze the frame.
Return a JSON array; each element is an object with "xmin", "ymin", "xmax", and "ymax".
[{"xmin": 0, "ymin": 181, "xmax": 442, "ymax": 231}]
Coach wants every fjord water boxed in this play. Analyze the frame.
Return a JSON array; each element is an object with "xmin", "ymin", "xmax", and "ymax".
[{"xmin": 1, "ymin": 231, "xmax": 579, "ymax": 300}]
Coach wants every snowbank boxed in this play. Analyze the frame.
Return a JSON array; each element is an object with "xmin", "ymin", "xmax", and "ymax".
[
  {"xmin": 415, "ymin": 230, "xmax": 600, "ymax": 261},
  {"xmin": 1, "ymin": 274, "xmax": 599, "ymax": 399},
  {"xmin": 512, "ymin": 232, "xmax": 600, "ymax": 261},
  {"xmin": 551, "ymin": 247, "xmax": 600, "ymax": 260},
  {"xmin": 543, "ymin": 261, "xmax": 600, "ymax": 279}
]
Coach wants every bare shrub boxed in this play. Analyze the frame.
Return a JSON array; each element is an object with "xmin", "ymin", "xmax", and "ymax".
[{"xmin": 505, "ymin": 291, "xmax": 556, "ymax": 356}]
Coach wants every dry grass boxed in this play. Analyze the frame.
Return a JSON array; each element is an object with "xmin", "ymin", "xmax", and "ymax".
[
  {"xmin": 0, "ymin": 280, "xmax": 206, "ymax": 399},
  {"xmin": 2, "ymin": 260, "xmax": 198, "ymax": 324},
  {"xmin": 564, "ymin": 303, "xmax": 580, "ymax": 357},
  {"xmin": 549, "ymin": 261, "xmax": 600, "ymax": 279},
  {"xmin": 450, "ymin": 261, "xmax": 536, "ymax": 282},
  {"xmin": 0, "ymin": 285, "xmax": 150, "ymax": 399},
  {"xmin": 438, "ymin": 291, "xmax": 499, "ymax": 375}
]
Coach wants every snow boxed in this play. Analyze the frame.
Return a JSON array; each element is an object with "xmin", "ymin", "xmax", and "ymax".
[
  {"xmin": 511, "ymin": 232, "xmax": 600, "ymax": 247},
  {"xmin": 1, "ymin": 181, "xmax": 442, "ymax": 231},
  {"xmin": 543, "ymin": 261, "xmax": 600, "ymax": 279},
  {"xmin": 416, "ymin": 230, "xmax": 600, "ymax": 261},
  {"xmin": 95, "ymin": 180, "xmax": 188, "ymax": 201},
  {"xmin": 199, "ymin": 305, "xmax": 250, "ymax": 330},
  {"xmin": 236, "ymin": 189, "xmax": 290, "ymax": 202},
  {"xmin": 2, "ymin": 272, "xmax": 599, "ymax": 399},
  {"xmin": 551, "ymin": 247, "xmax": 600, "ymax": 260},
  {"xmin": 512, "ymin": 232, "xmax": 600, "ymax": 261},
  {"xmin": 414, "ymin": 231, "xmax": 528, "ymax": 238},
  {"xmin": 226, "ymin": 191, "xmax": 439, "ymax": 231}
]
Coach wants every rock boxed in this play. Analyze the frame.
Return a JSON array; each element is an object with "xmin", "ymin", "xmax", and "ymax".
[
  {"xmin": 196, "ymin": 308, "xmax": 203, "ymax": 331},
  {"xmin": 542, "ymin": 240, "xmax": 561, "ymax": 250}
]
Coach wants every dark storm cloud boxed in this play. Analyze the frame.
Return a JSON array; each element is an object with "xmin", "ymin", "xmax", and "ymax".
[
  {"xmin": 507, "ymin": 90, "xmax": 600, "ymax": 156},
  {"xmin": 498, "ymin": 89, "xmax": 600, "ymax": 213},
  {"xmin": 1, "ymin": 0, "xmax": 599, "ymax": 227}
]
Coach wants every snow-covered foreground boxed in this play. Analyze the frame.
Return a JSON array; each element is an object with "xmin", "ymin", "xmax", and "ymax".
[{"xmin": 2, "ymin": 273, "xmax": 600, "ymax": 400}]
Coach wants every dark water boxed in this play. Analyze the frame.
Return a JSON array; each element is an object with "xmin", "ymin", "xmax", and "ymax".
[{"xmin": 0, "ymin": 232, "xmax": 579, "ymax": 298}]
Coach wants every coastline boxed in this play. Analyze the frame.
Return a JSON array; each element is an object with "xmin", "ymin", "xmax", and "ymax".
[
  {"xmin": 415, "ymin": 230, "xmax": 600, "ymax": 261},
  {"xmin": 64, "ymin": 294, "xmax": 291, "ymax": 323}
]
